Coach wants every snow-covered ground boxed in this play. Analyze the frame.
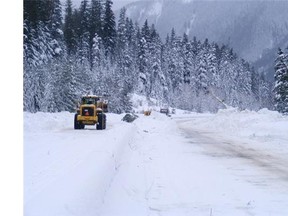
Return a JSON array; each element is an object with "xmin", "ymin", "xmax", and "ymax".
[{"xmin": 24, "ymin": 106, "xmax": 288, "ymax": 216}]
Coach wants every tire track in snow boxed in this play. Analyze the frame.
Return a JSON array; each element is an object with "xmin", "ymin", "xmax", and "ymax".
[{"xmin": 177, "ymin": 120, "xmax": 288, "ymax": 186}]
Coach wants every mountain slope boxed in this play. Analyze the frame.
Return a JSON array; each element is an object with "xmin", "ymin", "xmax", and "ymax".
[{"xmin": 120, "ymin": 0, "xmax": 288, "ymax": 61}]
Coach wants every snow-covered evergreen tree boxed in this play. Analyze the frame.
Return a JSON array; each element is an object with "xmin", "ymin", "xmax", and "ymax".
[
  {"xmin": 259, "ymin": 73, "xmax": 273, "ymax": 109},
  {"xmin": 88, "ymin": 0, "xmax": 102, "ymax": 68},
  {"xmin": 102, "ymin": 0, "xmax": 116, "ymax": 58},
  {"xmin": 274, "ymin": 48, "xmax": 288, "ymax": 113},
  {"xmin": 63, "ymin": 0, "xmax": 77, "ymax": 55},
  {"xmin": 149, "ymin": 24, "xmax": 166, "ymax": 102},
  {"xmin": 49, "ymin": 0, "xmax": 64, "ymax": 57},
  {"xmin": 181, "ymin": 33, "xmax": 192, "ymax": 84},
  {"xmin": 166, "ymin": 28, "xmax": 183, "ymax": 93},
  {"xmin": 89, "ymin": 0, "xmax": 102, "ymax": 39}
]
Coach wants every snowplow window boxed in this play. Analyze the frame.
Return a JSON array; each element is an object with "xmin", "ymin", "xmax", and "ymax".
[{"xmin": 81, "ymin": 97, "xmax": 102, "ymax": 104}]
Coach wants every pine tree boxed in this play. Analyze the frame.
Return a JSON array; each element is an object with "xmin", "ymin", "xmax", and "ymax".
[
  {"xmin": 167, "ymin": 28, "xmax": 183, "ymax": 93},
  {"xmin": 119, "ymin": 81, "xmax": 133, "ymax": 113},
  {"xmin": 138, "ymin": 36, "xmax": 149, "ymax": 95},
  {"xmin": 190, "ymin": 36, "xmax": 201, "ymax": 85},
  {"xmin": 77, "ymin": 0, "xmax": 91, "ymax": 65},
  {"xmin": 64, "ymin": 0, "xmax": 77, "ymax": 55},
  {"xmin": 126, "ymin": 19, "xmax": 139, "ymax": 90},
  {"xmin": 49, "ymin": 0, "xmax": 64, "ymax": 57},
  {"xmin": 274, "ymin": 48, "xmax": 288, "ymax": 113},
  {"xmin": 196, "ymin": 39, "xmax": 213, "ymax": 97},
  {"xmin": 115, "ymin": 7, "xmax": 135, "ymax": 96},
  {"xmin": 90, "ymin": 0, "xmax": 102, "ymax": 39},
  {"xmin": 91, "ymin": 34, "xmax": 104, "ymax": 69},
  {"xmin": 141, "ymin": 20, "xmax": 150, "ymax": 43},
  {"xmin": 102, "ymin": 0, "xmax": 116, "ymax": 58},
  {"xmin": 137, "ymin": 20, "xmax": 152, "ymax": 95},
  {"xmin": 259, "ymin": 73, "xmax": 273, "ymax": 109},
  {"xmin": 24, "ymin": 0, "xmax": 55, "ymax": 66},
  {"xmin": 251, "ymin": 67, "xmax": 260, "ymax": 101},
  {"xmin": 149, "ymin": 24, "xmax": 165, "ymax": 101},
  {"xmin": 117, "ymin": 7, "xmax": 128, "ymax": 51},
  {"xmin": 181, "ymin": 33, "xmax": 192, "ymax": 84}
]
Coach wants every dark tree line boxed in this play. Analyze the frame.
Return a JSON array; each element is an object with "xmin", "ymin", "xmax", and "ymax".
[{"xmin": 24, "ymin": 0, "xmax": 273, "ymax": 114}]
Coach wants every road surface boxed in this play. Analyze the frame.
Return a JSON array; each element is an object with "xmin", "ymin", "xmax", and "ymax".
[{"xmin": 100, "ymin": 114, "xmax": 288, "ymax": 216}]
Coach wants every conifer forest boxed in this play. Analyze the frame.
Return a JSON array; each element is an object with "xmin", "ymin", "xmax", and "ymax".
[{"xmin": 23, "ymin": 0, "xmax": 288, "ymax": 114}]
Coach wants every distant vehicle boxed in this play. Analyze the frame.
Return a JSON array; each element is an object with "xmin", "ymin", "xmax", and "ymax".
[
  {"xmin": 160, "ymin": 108, "xmax": 169, "ymax": 115},
  {"xmin": 74, "ymin": 95, "xmax": 108, "ymax": 130}
]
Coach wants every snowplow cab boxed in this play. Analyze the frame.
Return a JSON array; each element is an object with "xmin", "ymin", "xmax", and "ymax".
[
  {"xmin": 80, "ymin": 95, "xmax": 108, "ymax": 113},
  {"xmin": 74, "ymin": 95, "xmax": 108, "ymax": 130}
]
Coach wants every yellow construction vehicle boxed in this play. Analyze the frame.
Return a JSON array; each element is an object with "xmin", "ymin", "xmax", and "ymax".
[{"xmin": 74, "ymin": 95, "xmax": 108, "ymax": 130}]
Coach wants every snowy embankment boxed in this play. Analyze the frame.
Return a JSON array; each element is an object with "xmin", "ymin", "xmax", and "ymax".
[
  {"xmin": 24, "ymin": 106, "xmax": 288, "ymax": 216},
  {"xmin": 24, "ymin": 112, "xmax": 137, "ymax": 216},
  {"xmin": 175, "ymin": 107, "xmax": 288, "ymax": 157}
]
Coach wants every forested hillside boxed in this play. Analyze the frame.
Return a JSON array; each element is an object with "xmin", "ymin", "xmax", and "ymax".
[
  {"xmin": 121, "ymin": 0, "xmax": 288, "ymax": 62},
  {"xmin": 24, "ymin": 0, "xmax": 273, "ymax": 113}
]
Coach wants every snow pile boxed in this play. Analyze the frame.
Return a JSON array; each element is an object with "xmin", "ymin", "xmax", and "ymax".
[
  {"xmin": 176, "ymin": 107, "xmax": 288, "ymax": 155},
  {"xmin": 24, "ymin": 111, "xmax": 72, "ymax": 132}
]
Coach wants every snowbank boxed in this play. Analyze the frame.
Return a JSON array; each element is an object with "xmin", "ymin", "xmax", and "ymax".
[{"xmin": 175, "ymin": 107, "xmax": 288, "ymax": 155}]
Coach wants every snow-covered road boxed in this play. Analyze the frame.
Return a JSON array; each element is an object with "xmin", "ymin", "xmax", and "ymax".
[
  {"xmin": 177, "ymin": 116, "xmax": 288, "ymax": 182},
  {"xmin": 24, "ymin": 109, "xmax": 288, "ymax": 216},
  {"xmin": 100, "ymin": 113, "xmax": 288, "ymax": 216}
]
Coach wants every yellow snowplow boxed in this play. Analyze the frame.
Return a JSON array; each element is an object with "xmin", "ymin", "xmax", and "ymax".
[{"xmin": 74, "ymin": 95, "xmax": 108, "ymax": 130}]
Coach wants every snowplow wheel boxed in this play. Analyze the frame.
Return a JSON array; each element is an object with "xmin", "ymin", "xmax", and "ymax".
[
  {"xmin": 74, "ymin": 114, "xmax": 81, "ymax": 129},
  {"xmin": 102, "ymin": 114, "xmax": 106, "ymax": 129},
  {"xmin": 97, "ymin": 113, "xmax": 105, "ymax": 130}
]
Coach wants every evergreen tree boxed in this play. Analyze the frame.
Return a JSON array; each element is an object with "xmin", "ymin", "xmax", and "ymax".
[
  {"xmin": 197, "ymin": 38, "xmax": 210, "ymax": 93},
  {"xmin": 141, "ymin": 20, "xmax": 150, "ymax": 43},
  {"xmin": 181, "ymin": 33, "xmax": 192, "ymax": 84},
  {"xmin": 259, "ymin": 73, "xmax": 273, "ymax": 109},
  {"xmin": 251, "ymin": 67, "xmax": 260, "ymax": 101},
  {"xmin": 117, "ymin": 7, "xmax": 128, "ymax": 52},
  {"xmin": 126, "ymin": 19, "xmax": 139, "ymax": 90},
  {"xmin": 45, "ymin": 0, "xmax": 65, "ymax": 59},
  {"xmin": 89, "ymin": 0, "xmax": 102, "ymax": 69},
  {"xmin": 77, "ymin": 0, "xmax": 90, "ymax": 65},
  {"xmin": 64, "ymin": 0, "xmax": 77, "ymax": 55},
  {"xmin": 167, "ymin": 28, "xmax": 183, "ymax": 93},
  {"xmin": 91, "ymin": 34, "xmax": 104, "ymax": 69},
  {"xmin": 138, "ymin": 36, "xmax": 149, "ymax": 95},
  {"xmin": 274, "ymin": 48, "xmax": 288, "ymax": 113},
  {"xmin": 102, "ymin": 0, "xmax": 116, "ymax": 58},
  {"xmin": 119, "ymin": 81, "xmax": 133, "ymax": 113},
  {"xmin": 90, "ymin": 0, "xmax": 102, "ymax": 39},
  {"xmin": 149, "ymin": 24, "xmax": 165, "ymax": 101}
]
